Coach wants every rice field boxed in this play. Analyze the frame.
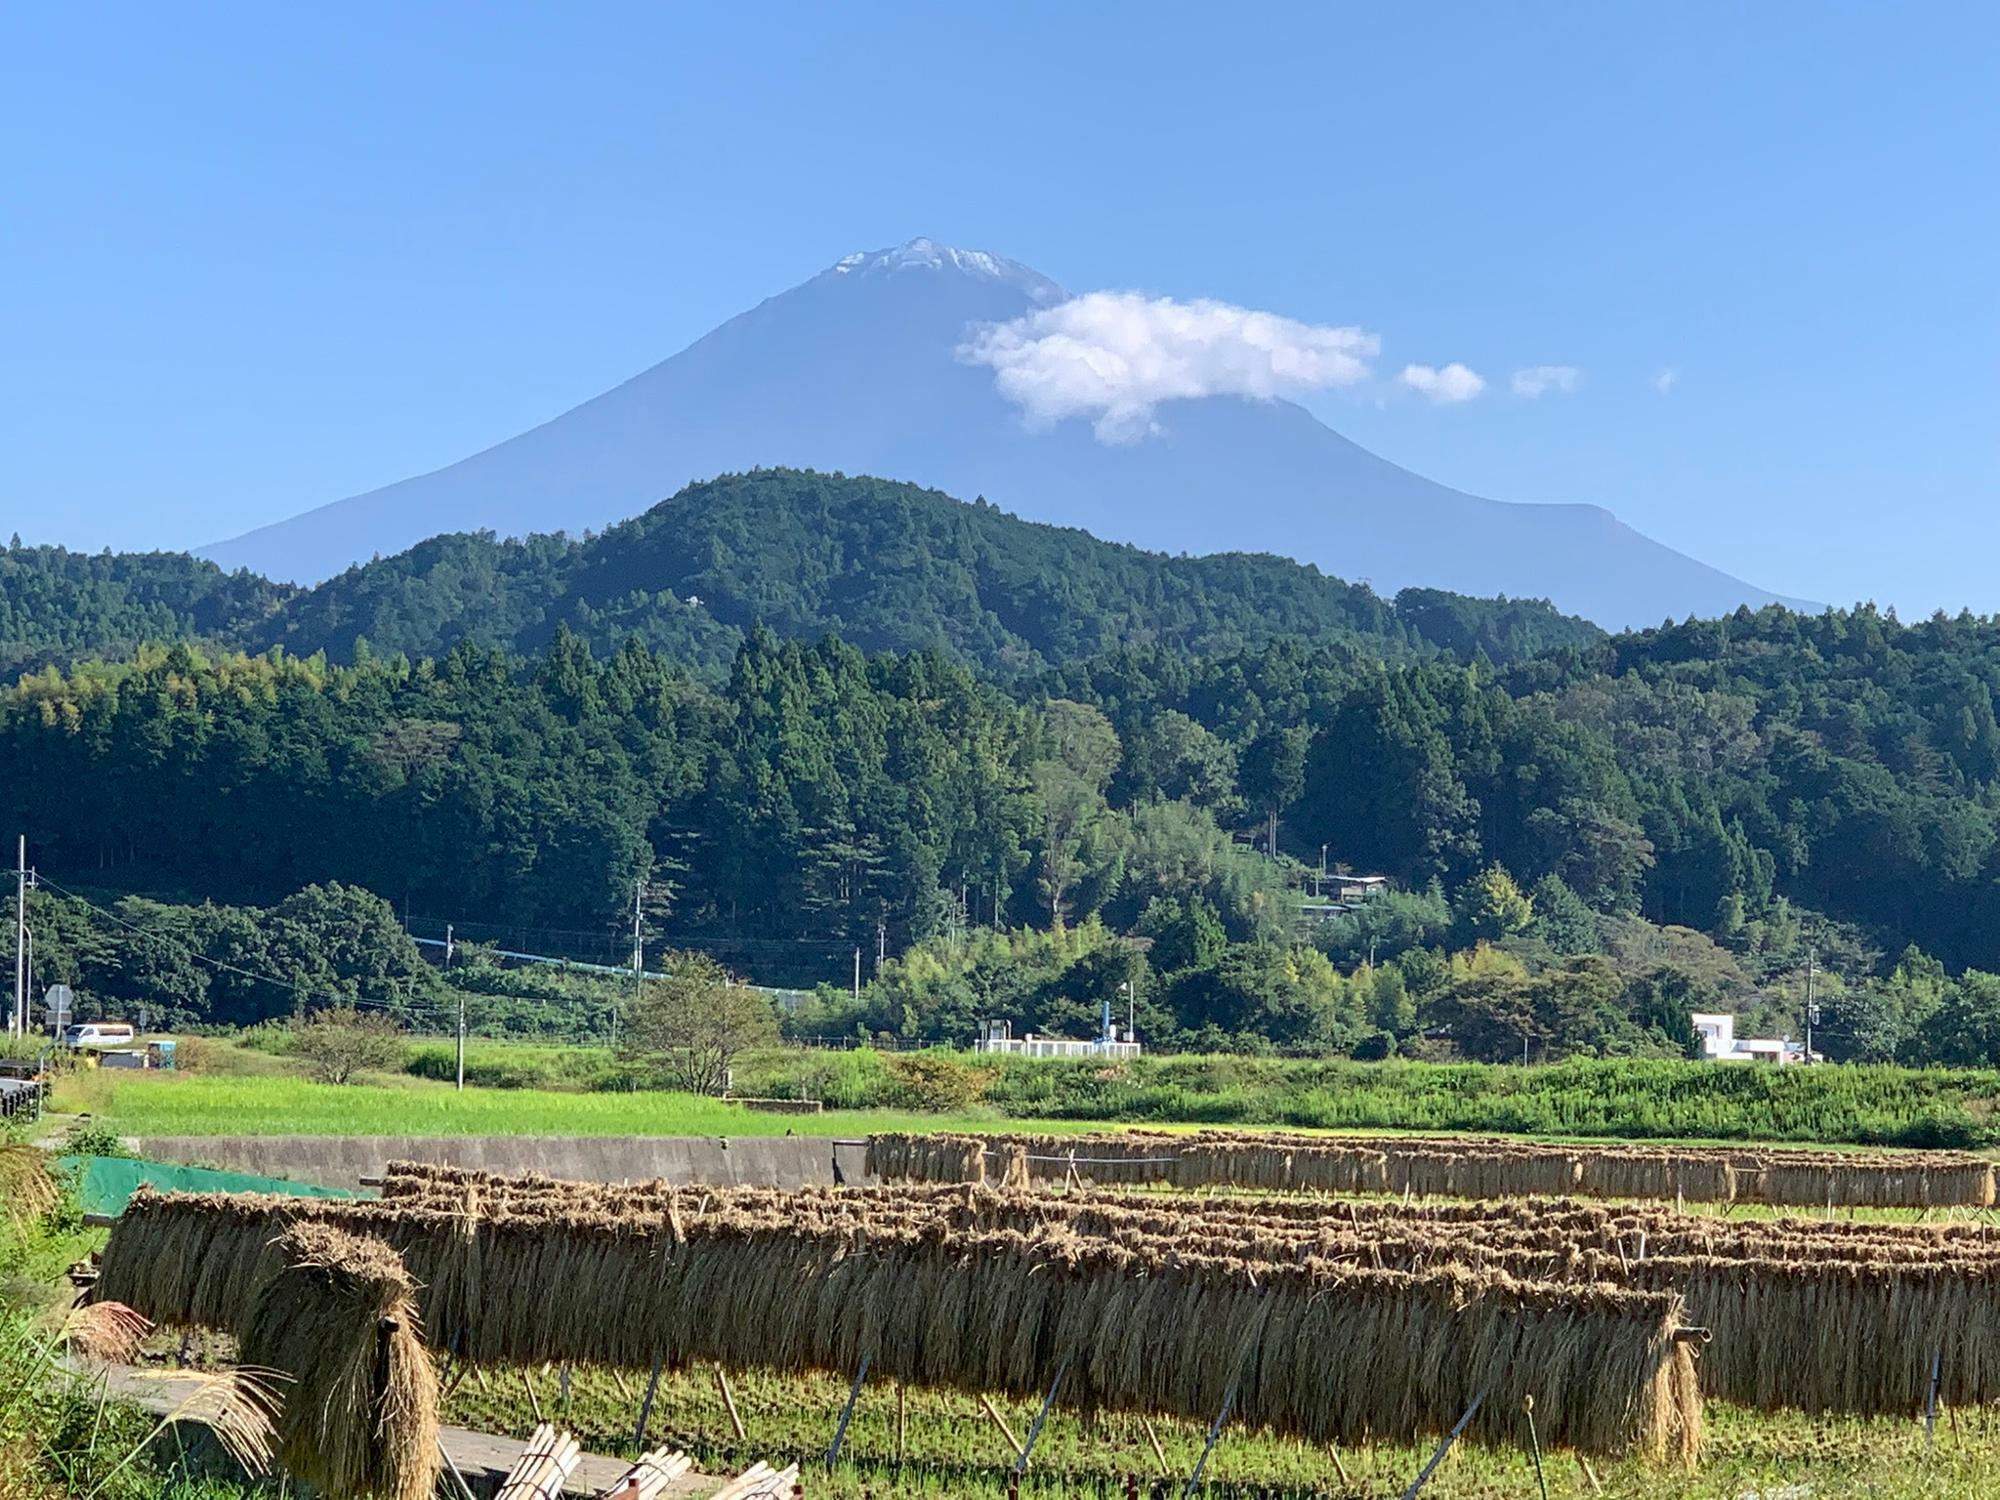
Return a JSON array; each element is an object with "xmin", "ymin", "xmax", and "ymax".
[
  {"xmin": 51, "ymin": 1069, "xmax": 1066, "ymax": 1138},
  {"xmin": 437, "ymin": 1360, "xmax": 2000, "ymax": 1499}
]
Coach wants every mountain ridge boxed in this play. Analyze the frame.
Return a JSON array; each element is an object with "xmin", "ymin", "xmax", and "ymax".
[
  {"xmin": 200, "ymin": 239, "xmax": 1809, "ymax": 629},
  {"xmin": 8, "ymin": 469, "xmax": 1604, "ymax": 678}
]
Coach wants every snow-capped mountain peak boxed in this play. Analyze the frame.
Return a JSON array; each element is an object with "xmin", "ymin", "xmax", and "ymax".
[{"xmin": 829, "ymin": 237, "xmax": 1064, "ymax": 303}]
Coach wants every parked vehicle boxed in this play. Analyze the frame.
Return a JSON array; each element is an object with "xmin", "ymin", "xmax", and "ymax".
[{"xmin": 62, "ymin": 1022, "xmax": 136, "ymax": 1050}]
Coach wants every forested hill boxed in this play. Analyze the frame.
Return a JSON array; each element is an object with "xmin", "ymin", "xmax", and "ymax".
[
  {"xmin": 0, "ymin": 542, "xmax": 293, "ymax": 676},
  {"xmin": 14, "ymin": 605, "xmax": 2000, "ymax": 1064},
  {"xmin": 3, "ymin": 471, "xmax": 1602, "ymax": 678},
  {"xmin": 252, "ymin": 470, "xmax": 1604, "ymax": 673}
]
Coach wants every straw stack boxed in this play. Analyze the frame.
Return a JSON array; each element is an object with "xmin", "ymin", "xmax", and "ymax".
[
  {"xmin": 236, "ymin": 1220, "xmax": 440, "ymax": 1500},
  {"xmin": 866, "ymin": 1129, "xmax": 1997, "ymax": 1209},
  {"xmin": 114, "ymin": 1167, "xmax": 2000, "ymax": 1437}
]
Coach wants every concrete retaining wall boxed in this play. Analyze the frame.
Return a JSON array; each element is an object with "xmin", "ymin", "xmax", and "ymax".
[{"xmin": 133, "ymin": 1134, "xmax": 871, "ymax": 1193}]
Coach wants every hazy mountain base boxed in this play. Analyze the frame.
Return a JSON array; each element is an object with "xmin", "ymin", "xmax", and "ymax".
[{"xmin": 197, "ymin": 238, "xmax": 1799, "ymax": 628}]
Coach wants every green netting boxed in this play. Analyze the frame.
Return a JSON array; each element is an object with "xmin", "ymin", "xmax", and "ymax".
[{"xmin": 61, "ymin": 1155, "xmax": 368, "ymax": 1217}]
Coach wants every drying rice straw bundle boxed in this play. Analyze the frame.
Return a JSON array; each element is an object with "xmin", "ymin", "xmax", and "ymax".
[
  {"xmin": 95, "ymin": 1189, "xmax": 286, "ymax": 1329},
  {"xmin": 425, "ymin": 1181, "xmax": 482, "ymax": 1356},
  {"xmin": 864, "ymin": 1128, "xmax": 1993, "ymax": 1210},
  {"xmin": 237, "ymin": 1220, "xmax": 440, "ymax": 1500},
  {"xmin": 0, "ymin": 1143, "xmax": 58, "ymax": 1237},
  {"xmin": 864, "ymin": 1133, "xmax": 989, "ymax": 1184},
  {"xmin": 999, "ymin": 1142, "xmax": 1031, "ymax": 1190}
]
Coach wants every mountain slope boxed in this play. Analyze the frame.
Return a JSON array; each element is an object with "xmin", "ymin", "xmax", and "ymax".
[
  {"xmin": 248, "ymin": 469, "xmax": 1602, "ymax": 675},
  {"xmin": 204, "ymin": 240, "xmax": 1807, "ymax": 629}
]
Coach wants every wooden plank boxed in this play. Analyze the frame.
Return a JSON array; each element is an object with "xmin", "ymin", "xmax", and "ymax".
[{"xmin": 80, "ymin": 1364, "xmax": 717, "ymax": 1497}]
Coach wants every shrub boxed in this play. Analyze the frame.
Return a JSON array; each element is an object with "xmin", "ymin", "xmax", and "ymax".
[
  {"xmin": 881, "ymin": 1052, "xmax": 994, "ymax": 1112},
  {"xmin": 293, "ymin": 1007, "xmax": 405, "ymax": 1085},
  {"xmin": 56, "ymin": 1122, "xmax": 134, "ymax": 1159}
]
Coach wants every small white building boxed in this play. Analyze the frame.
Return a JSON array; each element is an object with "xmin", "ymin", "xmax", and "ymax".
[
  {"xmin": 1691, "ymin": 1011, "xmax": 1810, "ymax": 1064},
  {"xmin": 972, "ymin": 1018, "xmax": 1140, "ymax": 1060}
]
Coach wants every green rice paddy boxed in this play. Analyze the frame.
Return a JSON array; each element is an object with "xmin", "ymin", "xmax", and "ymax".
[{"xmin": 442, "ymin": 1359, "xmax": 2000, "ymax": 1499}]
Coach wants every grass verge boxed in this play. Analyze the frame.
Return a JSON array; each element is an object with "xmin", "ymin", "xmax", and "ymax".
[{"xmin": 51, "ymin": 1070, "xmax": 1100, "ymax": 1140}]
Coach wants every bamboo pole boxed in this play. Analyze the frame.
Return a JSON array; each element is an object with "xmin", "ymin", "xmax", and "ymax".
[
  {"xmin": 1927, "ymin": 1343, "xmax": 1944, "ymax": 1452},
  {"xmin": 1328, "ymin": 1445, "xmax": 1352, "ymax": 1487},
  {"xmin": 597, "ymin": 1447, "xmax": 693, "ymax": 1500},
  {"xmin": 1014, "ymin": 1357, "xmax": 1068, "ymax": 1476},
  {"xmin": 521, "ymin": 1367, "xmax": 545, "ymax": 1424},
  {"xmin": 1182, "ymin": 1370, "xmax": 1240, "ymax": 1496},
  {"xmin": 825, "ymin": 1351, "xmax": 870, "ymax": 1470},
  {"xmin": 1523, "ymin": 1395, "xmax": 1549, "ymax": 1500},
  {"xmin": 633, "ymin": 1353, "xmax": 664, "ymax": 1448},
  {"xmin": 895, "ymin": 1380, "xmax": 907, "ymax": 1463},
  {"xmin": 1142, "ymin": 1416, "xmax": 1171, "ymax": 1479},
  {"xmin": 497, "ymin": 1423, "xmax": 580, "ymax": 1500},
  {"xmin": 715, "ymin": 1364, "xmax": 747, "ymax": 1443},
  {"xmin": 1401, "ymin": 1390, "xmax": 1486, "ymax": 1500},
  {"xmin": 981, "ymin": 1394, "xmax": 1027, "ymax": 1460},
  {"xmin": 437, "ymin": 1438, "xmax": 480, "ymax": 1500}
]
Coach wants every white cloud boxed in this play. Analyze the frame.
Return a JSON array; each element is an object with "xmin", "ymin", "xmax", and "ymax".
[
  {"xmin": 1654, "ymin": 366, "xmax": 1679, "ymax": 395},
  {"xmin": 1510, "ymin": 365, "xmax": 1580, "ymax": 398},
  {"xmin": 1397, "ymin": 362, "xmax": 1486, "ymax": 404},
  {"xmin": 958, "ymin": 292, "xmax": 1380, "ymax": 441}
]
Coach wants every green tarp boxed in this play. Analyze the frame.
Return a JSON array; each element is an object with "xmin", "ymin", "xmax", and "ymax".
[{"xmin": 61, "ymin": 1155, "xmax": 368, "ymax": 1217}]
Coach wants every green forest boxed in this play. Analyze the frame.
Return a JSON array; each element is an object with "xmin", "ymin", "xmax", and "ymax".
[
  {"xmin": 1, "ymin": 469, "xmax": 1598, "ymax": 678},
  {"xmin": 7, "ymin": 469, "xmax": 2000, "ymax": 1068}
]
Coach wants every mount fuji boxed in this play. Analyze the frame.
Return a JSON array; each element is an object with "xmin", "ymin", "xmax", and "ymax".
[{"xmin": 203, "ymin": 239, "xmax": 1805, "ymax": 629}]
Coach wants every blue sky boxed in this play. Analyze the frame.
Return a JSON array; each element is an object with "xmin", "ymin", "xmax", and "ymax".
[{"xmin": 6, "ymin": 1, "xmax": 1995, "ymax": 614}]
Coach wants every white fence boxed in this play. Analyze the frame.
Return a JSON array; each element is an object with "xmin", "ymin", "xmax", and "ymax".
[{"xmin": 972, "ymin": 1037, "xmax": 1142, "ymax": 1060}]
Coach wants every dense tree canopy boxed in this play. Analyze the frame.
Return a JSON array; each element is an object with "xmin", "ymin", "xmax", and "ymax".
[
  {"xmin": 0, "ymin": 542, "xmax": 290, "ymax": 676},
  {"xmin": 11, "ymin": 477, "xmax": 2000, "ymax": 1064},
  {"xmin": 2, "ymin": 471, "xmax": 1599, "ymax": 681}
]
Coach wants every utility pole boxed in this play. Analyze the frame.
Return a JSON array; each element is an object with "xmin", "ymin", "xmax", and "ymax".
[
  {"xmin": 852, "ymin": 946, "xmax": 861, "ymax": 999},
  {"xmin": 876, "ymin": 920, "xmax": 887, "ymax": 973},
  {"xmin": 1804, "ymin": 947, "xmax": 1818, "ymax": 1064},
  {"xmin": 13, "ymin": 836, "xmax": 25, "ymax": 1038},
  {"xmin": 1318, "ymin": 844, "xmax": 1328, "ymax": 898},
  {"xmin": 626, "ymin": 879, "xmax": 646, "ymax": 1052},
  {"xmin": 447, "ymin": 924, "xmax": 464, "ymax": 1091}
]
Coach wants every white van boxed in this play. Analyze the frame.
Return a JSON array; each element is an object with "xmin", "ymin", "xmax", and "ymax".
[{"xmin": 63, "ymin": 1022, "xmax": 136, "ymax": 1050}]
